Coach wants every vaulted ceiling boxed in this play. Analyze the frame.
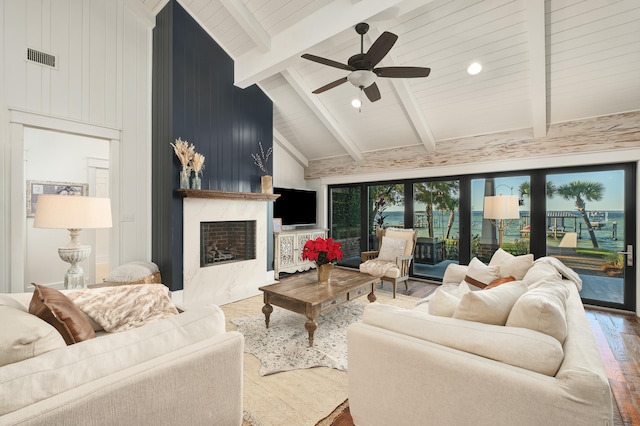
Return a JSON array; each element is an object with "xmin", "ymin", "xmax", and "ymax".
[{"xmin": 140, "ymin": 0, "xmax": 640, "ymax": 165}]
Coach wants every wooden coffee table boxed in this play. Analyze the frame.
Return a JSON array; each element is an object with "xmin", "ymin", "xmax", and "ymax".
[{"xmin": 258, "ymin": 267, "xmax": 378, "ymax": 346}]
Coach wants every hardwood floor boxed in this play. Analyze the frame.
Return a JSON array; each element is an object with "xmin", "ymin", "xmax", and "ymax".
[{"xmin": 387, "ymin": 278, "xmax": 640, "ymax": 426}]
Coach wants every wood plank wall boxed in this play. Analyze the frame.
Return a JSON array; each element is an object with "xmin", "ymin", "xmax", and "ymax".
[
  {"xmin": 305, "ymin": 111, "xmax": 640, "ymax": 180},
  {"xmin": 1, "ymin": 0, "xmax": 154, "ymax": 291},
  {"xmin": 152, "ymin": 1, "xmax": 273, "ymax": 291}
]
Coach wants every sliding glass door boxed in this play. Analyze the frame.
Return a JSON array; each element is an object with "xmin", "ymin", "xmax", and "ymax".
[
  {"xmin": 412, "ymin": 180, "xmax": 460, "ymax": 280},
  {"xmin": 327, "ymin": 163, "xmax": 635, "ymax": 311},
  {"xmin": 544, "ymin": 166, "xmax": 635, "ymax": 310},
  {"xmin": 329, "ymin": 186, "xmax": 362, "ymax": 268},
  {"xmin": 470, "ymin": 176, "xmax": 530, "ymax": 262},
  {"xmin": 367, "ymin": 184, "xmax": 405, "ymax": 250}
]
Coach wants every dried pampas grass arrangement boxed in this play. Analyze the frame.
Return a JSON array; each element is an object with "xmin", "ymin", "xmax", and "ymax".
[
  {"xmin": 191, "ymin": 152, "xmax": 205, "ymax": 174},
  {"xmin": 170, "ymin": 138, "xmax": 195, "ymax": 170}
]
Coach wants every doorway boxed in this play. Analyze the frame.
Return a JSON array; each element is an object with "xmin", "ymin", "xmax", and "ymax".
[
  {"xmin": 544, "ymin": 165, "xmax": 635, "ymax": 311},
  {"xmin": 24, "ymin": 127, "xmax": 110, "ymax": 289}
]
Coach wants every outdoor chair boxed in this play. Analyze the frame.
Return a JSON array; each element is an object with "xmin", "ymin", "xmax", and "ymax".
[{"xmin": 359, "ymin": 228, "xmax": 418, "ymax": 298}]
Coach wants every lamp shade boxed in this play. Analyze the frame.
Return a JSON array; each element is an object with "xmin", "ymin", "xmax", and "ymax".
[
  {"xmin": 34, "ymin": 195, "xmax": 112, "ymax": 229},
  {"xmin": 484, "ymin": 195, "xmax": 520, "ymax": 220}
]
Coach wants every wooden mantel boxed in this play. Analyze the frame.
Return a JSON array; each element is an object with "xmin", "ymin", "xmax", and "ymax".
[{"xmin": 176, "ymin": 189, "xmax": 280, "ymax": 202}]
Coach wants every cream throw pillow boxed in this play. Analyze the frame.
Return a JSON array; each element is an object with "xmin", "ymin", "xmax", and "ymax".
[
  {"xmin": 0, "ymin": 306, "xmax": 66, "ymax": 366},
  {"xmin": 384, "ymin": 228, "xmax": 415, "ymax": 256},
  {"xmin": 428, "ymin": 283, "xmax": 471, "ymax": 317},
  {"xmin": 453, "ymin": 280, "xmax": 528, "ymax": 325},
  {"xmin": 522, "ymin": 262, "xmax": 563, "ymax": 287},
  {"xmin": 488, "ymin": 248, "xmax": 533, "ymax": 280},
  {"xmin": 506, "ymin": 281, "xmax": 570, "ymax": 343},
  {"xmin": 442, "ymin": 263, "xmax": 467, "ymax": 285},
  {"xmin": 463, "ymin": 257, "xmax": 500, "ymax": 289},
  {"xmin": 0, "ymin": 294, "xmax": 26, "ymax": 311},
  {"xmin": 377, "ymin": 236, "xmax": 407, "ymax": 261}
]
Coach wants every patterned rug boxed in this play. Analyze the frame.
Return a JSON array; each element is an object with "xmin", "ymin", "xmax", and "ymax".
[{"xmin": 231, "ymin": 302, "xmax": 365, "ymax": 376}]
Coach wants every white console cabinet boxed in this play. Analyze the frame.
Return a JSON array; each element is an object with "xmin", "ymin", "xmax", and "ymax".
[{"xmin": 274, "ymin": 228, "xmax": 327, "ymax": 279}]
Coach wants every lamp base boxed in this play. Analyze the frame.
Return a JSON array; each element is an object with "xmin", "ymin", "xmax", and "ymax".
[{"xmin": 58, "ymin": 245, "xmax": 91, "ymax": 289}]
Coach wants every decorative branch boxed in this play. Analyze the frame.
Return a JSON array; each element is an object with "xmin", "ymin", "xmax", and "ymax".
[{"xmin": 252, "ymin": 142, "xmax": 272, "ymax": 175}]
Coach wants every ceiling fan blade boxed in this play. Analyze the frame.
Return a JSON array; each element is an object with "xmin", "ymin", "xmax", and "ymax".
[
  {"xmin": 301, "ymin": 54, "xmax": 354, "ymax": 71},
  {"xmin": 312, "ymin": 77, "xmax": 348, "ymax": 94},
  {"xmin": 364, "ymin": 83, "xmax": 381, "ymax": 102},
  {"xmin": 373, "ymin": 66, "xmax": 431, "ymax": 78},
  {"xmin": 364, "ymin": 31, "xmax": 398, "ymax": 68}
]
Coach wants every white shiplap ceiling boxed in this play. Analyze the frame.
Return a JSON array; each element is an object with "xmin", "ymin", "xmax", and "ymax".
[{"xmin": 140, "ymin": 0, "xmax": 640, "ymax": 163}]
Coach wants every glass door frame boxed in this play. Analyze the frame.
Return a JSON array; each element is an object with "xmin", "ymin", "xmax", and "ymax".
[
  {"xmin": 536, "ymin": 163, "xmax": 636, "ymax": 311},
  {"xmin": 327, "ymin": 163, "xmax": 636, "ymax": 312}
]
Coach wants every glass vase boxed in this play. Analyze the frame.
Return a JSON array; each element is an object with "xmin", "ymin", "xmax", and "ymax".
[
  {"xmin": 191, "ymin": 174, "xmax": 201, "ymax": 190},
  {"xmin": 179, "ymin": 166, "xmax": 190, "ymax": 189}
]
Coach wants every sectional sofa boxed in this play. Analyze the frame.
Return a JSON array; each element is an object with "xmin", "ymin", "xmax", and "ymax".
[
  {"xmin": 0, "ymin": 285, "xmax": 244, "ymax": 425},
  {"xmin": 348, "ymin": 250, "xmax": 613, "ymax": 426}
]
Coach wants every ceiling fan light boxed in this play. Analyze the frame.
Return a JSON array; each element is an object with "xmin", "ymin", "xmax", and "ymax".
[
  {"xmin": 351, "ymin": 98, "xmax": 362, "ymax": 108},
  {"xmin": 467, "ymin": 62, "xmax": 482, "ymax": 75},
  {"xmin": 347, "ymin": 70, "xmax": 376, "ymax": 89}
]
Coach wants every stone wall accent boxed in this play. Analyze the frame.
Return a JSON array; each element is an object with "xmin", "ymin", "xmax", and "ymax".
[{"xmin": 305, "ymin": 112, "xmax": 640, "ymax": 179}]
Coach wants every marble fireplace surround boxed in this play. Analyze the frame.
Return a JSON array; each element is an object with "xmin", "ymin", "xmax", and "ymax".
[{"xmin": 179, "ymin": 189, "xmax": 279, "ymax": 307}]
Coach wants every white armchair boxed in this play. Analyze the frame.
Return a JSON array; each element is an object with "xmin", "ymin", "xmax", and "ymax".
[{"xmin": 359, "ymin": 228, "xmax": 418, "ymax": 298}]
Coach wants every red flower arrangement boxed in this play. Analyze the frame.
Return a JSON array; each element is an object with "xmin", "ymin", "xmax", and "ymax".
[{"xmin": 301, "ymin": 237, "xmax": 343, "ymax": 266}]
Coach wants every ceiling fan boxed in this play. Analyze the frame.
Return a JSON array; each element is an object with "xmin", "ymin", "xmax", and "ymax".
[{"xmin": 301, "ymin": 22, "xmax": 431, "ymax": 103}]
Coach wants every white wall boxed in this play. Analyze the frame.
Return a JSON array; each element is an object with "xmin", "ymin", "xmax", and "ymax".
[
  {"xmin": 272, "ymin": 142, "xmax": 306, "ymax": 189},
  {"xmin": 0, "ymin": 0, "xmax": 154, "ymax": 292}
]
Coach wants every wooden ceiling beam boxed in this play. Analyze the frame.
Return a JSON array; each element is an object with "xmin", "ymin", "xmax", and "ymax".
[
  {"xmin": 233, "ymin": 0, "xmax": 410, "ymax": 89},
  {"xmin": 281, "ymin": 69, "xmax": 363, "ymax": 162},
  {"xmin": 525, "ymin": 0, "xmax": 547, "ymax": 138},
  {"xmin": 219, "ymin": 0, "xmax": 271, "ymax": 52},
  {"xmin": 273, "ymin": 128, "xmax": 309, "ymax": 168}
]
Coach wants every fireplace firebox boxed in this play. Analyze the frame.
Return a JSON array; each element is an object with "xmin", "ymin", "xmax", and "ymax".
[{"xmin": 200, "ymin": 220, "xmax": 256, "ymax": 267}]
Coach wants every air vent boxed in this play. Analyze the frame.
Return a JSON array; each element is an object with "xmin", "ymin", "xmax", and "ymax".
[{"xmin": 26, "ymin": 48, "xmax": 56, "ymax": 68}]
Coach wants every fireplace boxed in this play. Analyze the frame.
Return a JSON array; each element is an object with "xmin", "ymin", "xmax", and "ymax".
[
  {"xmin": 201, "ymin": 220, "xmax": 256, "ymax": 266},
  {"xmin": 180, "ymin": 189, "xmax": 279, "ymax": 307}
]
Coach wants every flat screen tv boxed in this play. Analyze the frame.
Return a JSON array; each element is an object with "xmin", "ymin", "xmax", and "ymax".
[{"xmin": 273, "ymin": 187, "xmax": 317, "ymax": 226}]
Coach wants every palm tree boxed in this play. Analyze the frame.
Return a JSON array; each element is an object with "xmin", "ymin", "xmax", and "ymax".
[
  {"xmin": 414, "ymin": 181, "xmax": 458, "ymax": 238},
  {"xmin": 556, "ymin": 181, "xmax": 605, "ymax": 248},
  {"xmin": 369, "ymin": 184, "xmax": 403, "ymax": 229},
  {"xmin": 518, "ymin": 180, "xmax": 556, "ymax": 200},
  {"xmin": 442, "ymin": 196, "xmax": 459, "ymax": 239}
]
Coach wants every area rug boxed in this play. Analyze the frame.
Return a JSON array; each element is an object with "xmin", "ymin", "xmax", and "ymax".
[
  {"xmin": 222, "ymin": 289, "xmax": 422, "ymax": 426},
  {"xmin": 231, "ymin": 301, "xmax": 365, "ymax": 376}
]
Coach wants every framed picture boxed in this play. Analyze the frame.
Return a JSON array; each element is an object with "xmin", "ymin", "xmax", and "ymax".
[
  {"xmin": 272, "ymin": 218, "xmax": 283, "ymax": 233},
  {"xmin": 27, "ymin": 180, "xmax": 88, "ymax": 217}
]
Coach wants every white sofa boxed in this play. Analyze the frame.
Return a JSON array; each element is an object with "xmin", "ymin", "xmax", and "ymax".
[
  {"xmin": 0, "ymin": 286, "xmax": 244, "ymax": 426},
  {"xmin": 347, "ymin": 252, "xmax": 613, "ymax": 426}
]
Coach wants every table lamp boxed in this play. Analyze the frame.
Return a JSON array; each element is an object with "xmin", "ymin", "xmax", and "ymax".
[
  {"xmin": 484, "ymin": 194, "xmax": 520, "ymax": 248},
  {"xmin": 34, "ymin": 194, "xmax": 112, "ymax": 289}
]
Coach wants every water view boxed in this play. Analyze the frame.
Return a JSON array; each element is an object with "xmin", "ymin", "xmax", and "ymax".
[{"xmin": 381, "ymin": 210, "xmax": 625, "ymax": 252}]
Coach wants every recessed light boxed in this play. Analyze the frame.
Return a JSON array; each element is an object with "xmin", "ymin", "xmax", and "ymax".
[{"xmin": 467, "ymin": 62, "xmax": 482, "ymax": 75}]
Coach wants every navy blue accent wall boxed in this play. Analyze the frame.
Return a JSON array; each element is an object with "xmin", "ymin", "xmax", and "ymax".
[{"xmin": 152, "ymin": 1, "xmax": 273, "ymax": 291}]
